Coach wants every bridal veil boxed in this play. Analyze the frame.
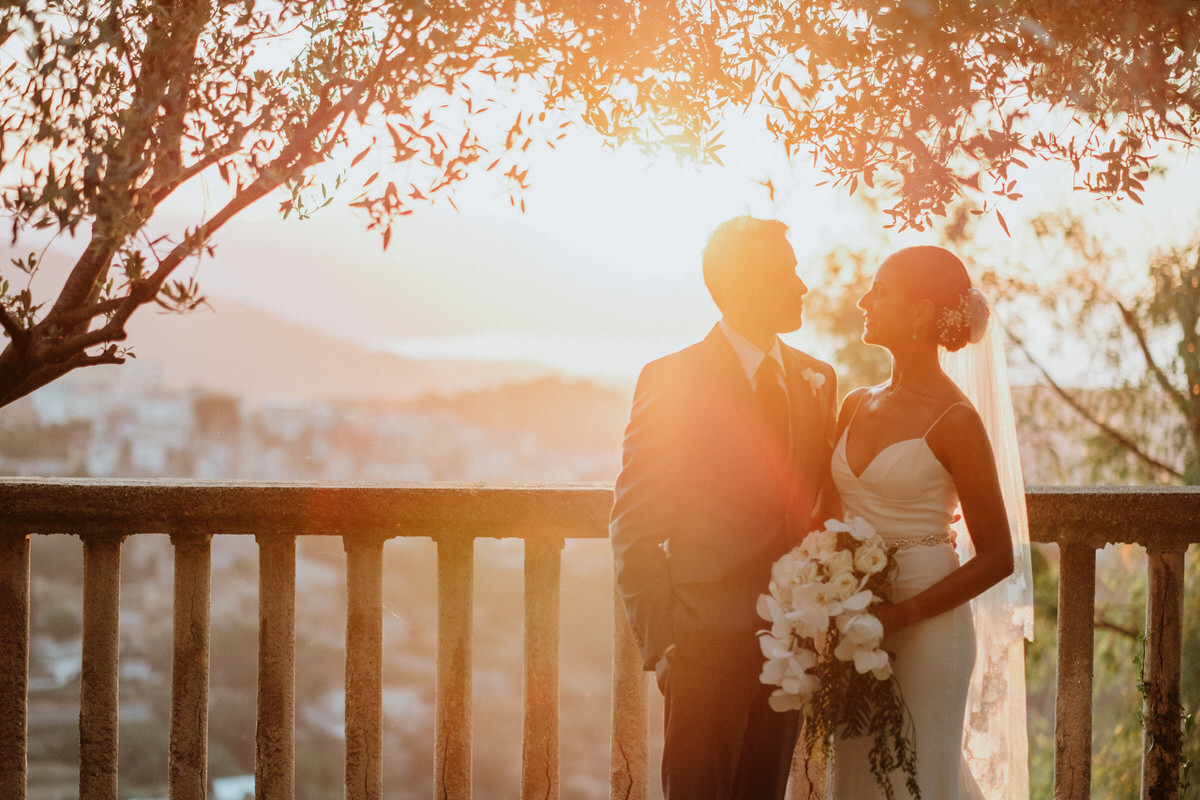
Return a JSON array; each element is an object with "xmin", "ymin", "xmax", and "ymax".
[{"xmin": 941, "ymin": 291, "xmax": 1034, "ymax": 800}]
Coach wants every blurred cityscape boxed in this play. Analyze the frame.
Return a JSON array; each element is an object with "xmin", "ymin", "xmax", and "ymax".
[{"xmin": 6, "ymin": 358, "xmax": 638, "ymax": 800}]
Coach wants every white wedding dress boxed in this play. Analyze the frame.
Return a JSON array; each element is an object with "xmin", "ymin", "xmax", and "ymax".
[{"xmin": 828, "ymin": 405, "xmax": 985, "ymax": 800}]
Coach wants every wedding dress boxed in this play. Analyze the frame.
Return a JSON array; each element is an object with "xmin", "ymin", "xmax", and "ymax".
[{"xmin": 828, "ymin": 405, "xmax": 985, "ymax": 800}]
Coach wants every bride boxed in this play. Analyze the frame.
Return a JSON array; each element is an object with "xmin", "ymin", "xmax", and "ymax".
[{"xmin": 828, "ymin": 246, "xmax": 1032, "ymax": 799}]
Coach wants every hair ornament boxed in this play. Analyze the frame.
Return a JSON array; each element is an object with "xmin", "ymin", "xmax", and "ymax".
[{"xmin": 936, "ymin": 287, "xmax": 990, "ymax": 348}]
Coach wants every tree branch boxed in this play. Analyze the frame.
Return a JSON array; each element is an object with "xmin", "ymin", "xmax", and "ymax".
[
  {"xmin": 53, "ymin": 297, "xmax": 128, "ymax": 331},
  {"xmin": 37, "ymin": 319, "xmax": 129, "ymax": 365},
  {"xmin": 148, "ymin": 124, "xmax": 252, "ymax": 206},
  {"xmin": 143, "ymin": 1, "xmax": 215, "ymax": 204},
  {"xmin": 1113, "ymin": 296, "xmax": 1190, "ymax": 416},
  {"xmin": 1093, "ymin": 616, "xmax": 1141, "ymax": 641},
  {"xmin": 43, "ymin": 0, "xmax": 209, "ymax": 328},
  {"xmin": 0, "ymin": 345, "xmax": 124, "ymax": 408},
  {"xmin": 0, "ymin": 304, "xmax": 25, "ymax": 343},
  {"xmin": 1007, "ymin": 327, "xmax": 1185, "ymax": 481}
]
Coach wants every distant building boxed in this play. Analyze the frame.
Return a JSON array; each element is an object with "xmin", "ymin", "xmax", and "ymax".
[{"xmin": 212, "ymin": 775, "xmax": 255, "ymax": 800}]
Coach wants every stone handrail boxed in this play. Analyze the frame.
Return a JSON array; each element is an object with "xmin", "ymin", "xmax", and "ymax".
[{"xmin": 0, "ymin": 479, "xmax": 1196, "ymax": 800}]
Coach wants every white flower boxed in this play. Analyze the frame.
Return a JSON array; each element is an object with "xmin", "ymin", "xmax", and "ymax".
[
  {"xmin": 856, "ymin": 649, "xmax": 893, "ymax": 680},
  {"xmin": 839, "ymin": 589, "xmax": 877, "ymax": 613},
  {"xmin": 770, "ymin": 548, "xmax": 807, "ymax": 587},
  {"xmin": 833, "ymin": 612, "xmax": 891, "ymax": 679},
  {"xmin": 768, "ymin": 688, "xmax": 808, "ymax": 712},
  {"xmin": 796, "ymin": 560, "xmax": 821, "ymax": 585},
  {"xmin": 759, "ymin": 635, "xmax": 820, "ymax": 704},
  {"xmin": 829, "ymin": 570, "xmax": 862, "ymax": 600},
  {"xmin": 799, "ymin": 528, "xmax": 837, "ymax": 558},
  {"xmin": 786, "ymin": 583, "xmax": 842, "ymax": 638},
  {"xmin": 823, "ymin": 549, "xmax": 855, "ymax": 576},
  {"xmin": 838, "ymin": 611, "xmax": 884, "ymax": 646},
  {"xmin": 826, "ymin": 515, "xmax": 877, "ymax": 542},
  {"xmin": 854, "ymin": 544, "xmax": 889, "ymax": 575},
  {"xmin": 757, "ymin": 515, "xmax": 914, "ymax": 797},
  {"xmin": 757, "ymin": 592, "xmax": 782, "ymax": 624},
  {"xmin": 801, "ymin": 367, "xmax": 826, "ymax": 394}
]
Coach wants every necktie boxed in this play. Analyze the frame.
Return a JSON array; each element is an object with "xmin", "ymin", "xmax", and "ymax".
[{"xmin": 754, "ymin": 358, "xmax": 789, "ymax": 446}]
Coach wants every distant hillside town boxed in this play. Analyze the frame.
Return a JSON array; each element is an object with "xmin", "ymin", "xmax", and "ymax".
[{"xmin": 0, "ymin": 364, "xmax": 630, "ymax": 484}]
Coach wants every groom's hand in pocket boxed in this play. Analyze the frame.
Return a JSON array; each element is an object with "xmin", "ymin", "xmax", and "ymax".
[{"xmin": 654, "ymin": 644, "xmax": 676, "ymax": 694}]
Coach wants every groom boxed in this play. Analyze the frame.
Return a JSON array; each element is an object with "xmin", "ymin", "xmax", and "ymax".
[{"xmin": 610, "ymin": 216, "xmax": 838, "ymax": 800}]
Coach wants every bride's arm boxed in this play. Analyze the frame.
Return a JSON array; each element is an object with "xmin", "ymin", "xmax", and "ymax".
[{"xmin": 873, "ymin": 404, "xmax": 1015, "ymax": 636}]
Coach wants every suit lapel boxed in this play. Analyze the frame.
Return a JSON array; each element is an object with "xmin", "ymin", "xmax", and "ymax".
[{"xmin": 699, "ymin": 325, "xmax": 758, "ymax": 407}]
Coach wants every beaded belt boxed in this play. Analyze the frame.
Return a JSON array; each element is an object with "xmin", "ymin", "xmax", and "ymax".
[{"xmin": 888, "ymin": 531, "xmax": 954, "ymax": 551}]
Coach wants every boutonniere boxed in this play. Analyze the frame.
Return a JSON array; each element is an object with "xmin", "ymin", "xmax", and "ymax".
[{"xmin": 801, "ymin": 367, "xmax": 826, "ymax": 394}]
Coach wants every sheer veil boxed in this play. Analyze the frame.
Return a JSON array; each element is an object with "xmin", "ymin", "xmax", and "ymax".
[{"xmin": 940, "ymin": 292, "xmax": 1033, "ymax": 800}]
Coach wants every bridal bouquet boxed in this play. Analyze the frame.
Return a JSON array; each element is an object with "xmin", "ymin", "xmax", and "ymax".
[{"xmin": 757, "ymin": 516, "xmax": 919, "ymax": 800}]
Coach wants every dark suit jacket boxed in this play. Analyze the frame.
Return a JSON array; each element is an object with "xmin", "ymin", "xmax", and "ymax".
[{"xmin": 610, "ymin": 325, "xmax": 838, "ymax": 673}]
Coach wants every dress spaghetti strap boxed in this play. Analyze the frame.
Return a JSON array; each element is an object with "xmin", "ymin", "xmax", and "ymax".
[
  {"xmin": 923, "ymin": 402, "xmax": 970, "ymax": 438},
  {"xmin": 843, "ymin": 390, "xmax": 869, "ymax": 429}
]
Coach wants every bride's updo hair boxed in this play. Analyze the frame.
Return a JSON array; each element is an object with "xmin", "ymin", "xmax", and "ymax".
[{"xmin": 883, "ymin": 245, "xmax": 989, "ymax": 352}]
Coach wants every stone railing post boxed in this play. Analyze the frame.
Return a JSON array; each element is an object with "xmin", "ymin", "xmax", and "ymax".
[
  {"xmin": 78, "ymin": 534, "xmax": 124, "ymax": 800},
  {"xmin": 611, "ymin": 582, "xmax": 649, "ymax": 800},
  {"xmin": 437, "ymin": 535, "xmax": 474, "ymax": 800},
  {"xmin": 0, "ymin": 533, "xmax": 29, "ymax": 800},
  {"xmin": 169, "ymin": 533, "xmax": 212, "ymax": 800},
  {"xmin": 345, "ymin": 534, "xmax": 385, "ymax": 800},
  {"xmin": 522, "ymin": 535, "xmax": 563, "ymax": 800},
  {"xmin": 1141, "ymin": 544, "xmax": 1186, "ymax": 800},
  {"xmin": 256, "ymin": 533, "xmax": 296, "ymax": 800},
  {"xmin": 1054, "ymin": 540, "xmax": 1095, "ymax": 800}
]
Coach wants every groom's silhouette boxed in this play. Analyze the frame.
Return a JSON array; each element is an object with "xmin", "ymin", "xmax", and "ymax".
[{"xmin": 610, "ymin": 217, "xmax": 837, "ymax": 800}]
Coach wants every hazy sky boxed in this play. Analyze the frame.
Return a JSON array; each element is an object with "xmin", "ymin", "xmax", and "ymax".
[
  {"xmin": 151, "ymin": 112, "xmax": 892, "ymax": 382},
  {"xmin": 35, "ymin": 105, "xmax": 1200, "ymax": 387}
]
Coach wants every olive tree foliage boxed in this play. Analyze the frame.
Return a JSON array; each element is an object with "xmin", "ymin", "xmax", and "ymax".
[
  {"xmin": 0, "ymin": 0, "xmax": 750, "ymax": 407},
  {"xmin": 4, "ymin": 0, "xmax": 1200, "ymax": 408},
  {"xmin": 756, "ymin": 0, "xmax": 1200, "ymax": 229}
]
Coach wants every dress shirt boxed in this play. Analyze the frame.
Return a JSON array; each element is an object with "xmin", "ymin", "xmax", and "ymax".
[{"xmin": 717, "ymin": 319, "xmax": 788, "ymax": 393}]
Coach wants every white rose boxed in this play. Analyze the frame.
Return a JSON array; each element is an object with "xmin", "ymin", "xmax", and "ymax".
[
  {"xmin": 824, "ymin": 549, "xmax": 854, "ymax": 576},
  {"xmin": 771, "ymin": 549, "xmax": 805, "ymax": 586},
  {"xmin": 854, "ymin": 544, "xmax": 889, "ymax": 575},
  {"xmin": 804, "ymin": 528, "xmax": 839, "ymax": 556},
  {"xmin": 829, "ymin": 570, "xmax": 861, "ymax": 600},
  {"xmin": 797, "ymin": 560, "xmax": 821, "ymax": 585}
]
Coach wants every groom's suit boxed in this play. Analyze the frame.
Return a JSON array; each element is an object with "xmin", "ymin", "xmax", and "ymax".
[{"xmin": 610, "ymin": 324, "xmax": 837, "ymax": 800}]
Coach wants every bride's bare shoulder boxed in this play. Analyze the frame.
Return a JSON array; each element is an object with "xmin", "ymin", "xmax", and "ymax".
[{"xmin": 837, "ymin": 385, "xmax": 877, "ymax": 422}]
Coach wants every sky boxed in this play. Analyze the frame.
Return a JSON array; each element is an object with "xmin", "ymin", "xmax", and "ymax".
[
  {"xmin": 24, "ymin": 101, "xmax": 1200, "ymax": 391},
  {"xmin": 151, "ymin": 110, "xmax": 889, "ymax": 386}
]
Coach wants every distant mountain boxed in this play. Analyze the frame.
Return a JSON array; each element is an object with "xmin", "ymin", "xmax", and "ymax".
[
  {"xmin": 122, "ymin": 301, "xmax": 551, "ymax": 403},
  {"xmin": 1, "ymin": 227, "xmax": 643, "ymax": 405}
]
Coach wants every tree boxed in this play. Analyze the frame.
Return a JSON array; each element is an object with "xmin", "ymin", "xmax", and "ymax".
[
  {"xmin": 757, "ymin": 0, "xmax": 1200, "ymax": 228},
  {"xmin": 4, "ymin": 1, "xmax": 1200, "ymax": 408},
  {"xmin": 983, "ymin": 211, "xmax": 1200, "ymax": 485},
  {"xmin": 0, "ymin": 0, "xmax": 748, "ymax": 406}
]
